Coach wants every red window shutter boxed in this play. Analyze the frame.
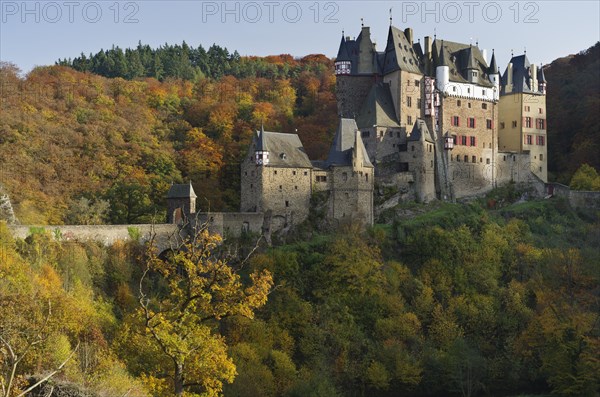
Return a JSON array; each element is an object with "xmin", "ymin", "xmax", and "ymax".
[
  {"xmin": 473, "ymin": 118, "xmax": 476, "ymax": 128},
  {"xmin": 474, "ymin": 136, "xmax": 477, "ymax": 147}
]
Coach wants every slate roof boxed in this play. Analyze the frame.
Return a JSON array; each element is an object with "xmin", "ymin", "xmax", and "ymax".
[
  {"xmin": 325, "ymin": 118, "xmax": 373, "ymax": 168},
  {"xmin": 253, "ymin": 129, "xmax": 313, "ymax": 168},
  {"xmin": 167, "ymin": 182, "xmax": 197, "ymax": 199},
  {"xmin": 382, "ymin": 26, "xmax": 423, "ymax": 75},
  {"xmin": 488, "ymin": 50, "xmax": 498, "ymax": 74},
  {"xmin": 500, "ymin": 54, "xmax": 544, "ymax": 94},
  {"xmin": 336, "ymin": 35, "xmax": 351, "ymax": 61},
  {"xmin": 433, "ymin": 40, "xmax": 494, "ymax": 87},
  {"xmin": 408, "ymin": 119, "xmax": 434, "ymax": 143},
  {"xmin": 538, "ymin": 65, "xmax": 546, "ymax": 83},
  {"xmin": 356, "ymin": 83, "xmax": 400, "ymax": 129}
]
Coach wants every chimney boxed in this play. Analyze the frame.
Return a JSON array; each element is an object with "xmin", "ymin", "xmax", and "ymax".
[
  {"xmin": 404, "ymin": 28, "xmax": 413, "ymax": 44},
  {"xmin": 506, "ymin": 62, "xmax": 513, "ymax": 92},
  {"xmin": 482, "ymin": 49, "xmax": 488, "ymax": 65},
  {"xmin": 424, "ymin": 36, "xmax": 432, "ymax": 58},
  {"xmin": 531, "ymin": 64, "xmax": 537, "ymax": 91}
]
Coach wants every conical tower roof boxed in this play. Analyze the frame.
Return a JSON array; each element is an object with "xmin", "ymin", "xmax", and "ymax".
[
  {"xmin": 438, "ymin": 40, "xmax": 449, "ymax": 67},
  {"xmin": 336, "ymin": 34, "xmax": 351, "ymax": 62},
  {"xmin": 256, "ymin": 124, "xmax": 267, "ymax": 151},
  {"xmin": 488, "ymin": 50, "xmax": 498, "ymax": 74}
]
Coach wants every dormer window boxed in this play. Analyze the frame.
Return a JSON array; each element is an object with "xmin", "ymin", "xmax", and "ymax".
[{"xmin": 280, "ymin": 153, "xmax": 287, "ymax": 160}]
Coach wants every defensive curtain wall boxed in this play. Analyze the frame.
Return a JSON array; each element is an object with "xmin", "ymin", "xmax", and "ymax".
[{"xmin": 7, "ymin": 212, "xmax": 266, "ymax": 254}]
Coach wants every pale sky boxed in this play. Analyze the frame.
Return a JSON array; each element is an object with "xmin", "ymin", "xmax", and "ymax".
[{"xmin": 1, "ymin": 1, "xmax": 599, "ymax": 74}]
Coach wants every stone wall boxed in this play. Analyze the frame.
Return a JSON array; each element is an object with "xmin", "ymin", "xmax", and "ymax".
[
  {"xmin": 328, "ymin": 165, "xmax": 374, "ymax": 225},
  {"xmin": 7, "ymin": 224, "xmax": 180, "ymax": 252},
  {"xmin": 336, "ymin": 75, "xmax": 374, "ymax": 118},
  {"xmin": 548, "ymin": 183, "xmax": 600, "ymax": 209},
  {"xmin": 197, "ymin": 212, "xmax": 266, "ymax": 237},
  {"xmin": 260, "ymin": 166, "xmax": 312, "ymax": 225}
]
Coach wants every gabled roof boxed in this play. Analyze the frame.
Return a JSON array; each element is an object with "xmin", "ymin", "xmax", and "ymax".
[
  {"xmin": 408, "ymin": 119, "xmax": 434, "ymax": 143},
  {"xmin": 500, "ymin": 54, "xmax": 543, "ymax": 94},
  {"xmin": 167, "ymin": 182, "xmax": 197, "ymax": 199},
  {"xmin": 326, "ymin": 118, "xmax": 373, "ymax": 168},
  {"xmin": 356, "ymin": 83, "xmax": 400, "ymax": 129},
  {"xmin": 433, "ymin": 40, "xmax": 494, "ymax": 87},
  {"xmin": 252, "ymin": 130, "xmax": 312, "ymax": 168},
  {"xmin": 382, "ymin": 26, "xmax": 423, "ymax": 75}
]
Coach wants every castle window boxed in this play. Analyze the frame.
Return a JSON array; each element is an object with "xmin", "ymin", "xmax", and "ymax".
[
  {"xmin": 539, "ymin": 167, "xmax": 542, "ymax": 172},
  {"xmin": 407, "ymin": 97, "xmax": 412, "ymax": 107},
  {"xmin": 486, "ymin": 158, "xmax": 490, "ymax": 164},
  {"xmin": 537, "ymin": 136, "xmax": 545, "ymax": 146},
  {"xmin": 279, "ymin": 185, "xmax": 283, "ymax": 190},
  {"xmin": 342, "ymin": 172, "xmax": 348, "ymax": 182},
  {"xmin": 457, "ymin": 100, "xmax": 461, "ymax": 107},
  {"xmin": 250, "ymin": 184, "xmax": 253, "ymax": 189},
  {"xmin": 525, "ymin": 117, "xmax": 532, "ymax": 128},
  {"xmin": 540, "ymin": 154, "xmax": 544, "ymax": 161},
  {"xmin": 274, "ymin": 170, "xmax": 277, "ymax": 175},
  {"xmin": 316, "ymin": 175, "xmax": 327, "ymax": 182},
  {"xmin": 500, "ymin": 122, "xmax": 505, "ymax": 129},
  {"xmin": 293, "ymin": 171, "xmax": 296, "ymax": 175},
  {"xmin": 468, "ymin": 118, "xmax": 476, "ymax": 128},
  {"xmin": 304, "ymin": 171, "xmax": 308, "ymax": 176},
  {"xmin": 526, "ymin": 135, "xmax": 533, "ymax": 145},
  {"xmin": 468, "ymin": 102, "xmax": 472, "ymax": 108},
  {"xmin": 464, "ymin": 155, "xmax": 469, "ymax": 162},
  {"xmin": 415, "ymin": 80, "xmax": 420, "ymax": 87},
  {"xmin": 470, "ymin": 136, "xmax": 476, "ymax": 146},
  {"xmin": 467, "ymin": 88, "xmax": 471, "ymax": 93},
  {"xmin": 280, "ymin": 153, "xmax": 287, "ymax": 160},
  {"xmin": 295, "ymin": 186, "xmax": 298, "ymax": 190},
  {"xmin": 524, "ymin": 106, "xmax": 530, "ymax": 112},
  {"xmin": 482, "ymin": 103, "xmax": 488, "ymax": 109},
  {"xmin": 539, "ymin": 108, "xmax": 543, "ymax": 114},
  {"xmin": 482, "ymin": 89, "xmax": 486, "ymax": 96},
  {"xmin": 453, "ymin": 86, "xmax": 457, "ymax": 92},
  {"xmin": 451, "ymin": 116, "xmax": 460, "ymax": 126},
  {"xmin": 512, "ymin": 121, "xmax": 517, "ymax": 128},
  {"xmin": 411, "ymin": 145, "xmax": 415, "ymax": 152},
  {"xmin": 537, "ymin": 119, "xmax": 546, "ymax": 130},
  {"xmin": 472, "ymin": 156, "xmax": 477, "ymax": 163},
  {"xmin": 407, "ymin": 116, "xmax": 413, "ymax": 125},
  {"xmin": 345, "ymin": 192, "xmax": 349, "ymax": 199},
  {"xmin": 486, "ymin": 119, "xmax": 493, "ymax": 129},
  {"xmin": 452, "ymin": 135, "xmax": 457, "ymax": 145},
  {"xmin": 244, "ymin": 171, "xmax": 248, "ymax": 176},
  {"xmin": 461, "ymin": 136, "xmax": 467, "ymax": 145},
  {"xmin": 366, "ymin": 174, "xmax": 368, "ymax": 182},
  {"xmin": 285, "ymin": 201, "xmax": 290, "ymax": 207},
  {"xmin": 397, "ymin": 131, "xmax": 401, "ymax": 137},
  {"xmin": 503, "ymin": 156, "xmax": 506, "ymax": 161}
]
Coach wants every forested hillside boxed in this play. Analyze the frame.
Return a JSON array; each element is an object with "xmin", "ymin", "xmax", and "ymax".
[
  {"xmin": 0, "ymin": 54, "xmax": 336, "ymax": 224},
  {"xmin": 546, "ymin": 42, "xmax": 600, "ymax": 183},
  {"xmin": 1, "ymin": 194, "xmax": 598, "ymax": 396}
]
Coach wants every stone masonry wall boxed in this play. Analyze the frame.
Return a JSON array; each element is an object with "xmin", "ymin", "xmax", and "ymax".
[{"xmin": 336, "ymin": 75, "xmax": 375, "ymax": 118}]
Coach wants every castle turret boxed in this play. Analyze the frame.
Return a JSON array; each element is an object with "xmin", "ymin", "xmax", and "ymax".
[
  {"xmin": 538, "ymin": 64, "xmax": 547, "ymax": 94},
  {"xmin": 255, "ymin": 125, "xmax": 269, "ymax": 165},
  {"xmin": 435, "ymin": 40, "xmax": 450, "ymax": 91},
  {"xmin": 335, "ymin": 33, "xmax": 352, "ymax": 75},
  {"xmin": 488, "ymin": 49, "xmax": 499, "ymax": 86},
  {"xmin": 166, "ymin": 181, "xmax": 197, "ymax": 224}
]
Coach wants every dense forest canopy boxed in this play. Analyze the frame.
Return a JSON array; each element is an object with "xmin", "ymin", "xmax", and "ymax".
[{"xmin": 1, "ymin": 193, "xmax": 599, "ymax": 396}]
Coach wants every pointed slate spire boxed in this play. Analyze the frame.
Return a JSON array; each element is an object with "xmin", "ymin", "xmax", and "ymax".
[
  {"xmin": 336, "ymin": 33, "xmax": 350, "ymax": 61},
  {"xmin": 465, "ymin": 44, "xmax": 477, "ymax": 70},
  {"xmin": 488, "ymin": 49, "xmax": 498, "ymax": 74},
  {"xmin": 256, "ymin": 124, "xmax": 267, "ymax": 151},
  {"xmin": 438, "ymin": 40, "xmax": 449, "ymax": 67}
]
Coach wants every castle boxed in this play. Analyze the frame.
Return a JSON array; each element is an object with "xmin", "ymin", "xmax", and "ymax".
[{"xmin": 167, "ymin": 22, "xmax": 549, "ymax": 236}]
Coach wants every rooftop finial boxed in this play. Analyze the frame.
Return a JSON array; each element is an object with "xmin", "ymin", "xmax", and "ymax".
[
  {"xmin": 389, "ymin": 8, "xmax": 393, "ymax": 26},
  {"xmin": 476, "ymin": 39, "xmax": 479, "ymax": 47},
  {"xmin": 361, "ymin": 17, "xmax": 364, "ymax": 27},
  {"xmin": 434, "ymin": 27, "xmax": 436, "ymax": 40},
  {"xmin": 511, "ymin": 49, "xmax": 514, "ymax": 57},
  {"xmin": 524, "ymin": 46, "xmax": 527, "ymax": 54}
]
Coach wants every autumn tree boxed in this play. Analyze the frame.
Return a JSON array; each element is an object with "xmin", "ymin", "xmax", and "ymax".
[{"xmin": 138, "ymin": 225, "xmax": 273, "ymax": 396}]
